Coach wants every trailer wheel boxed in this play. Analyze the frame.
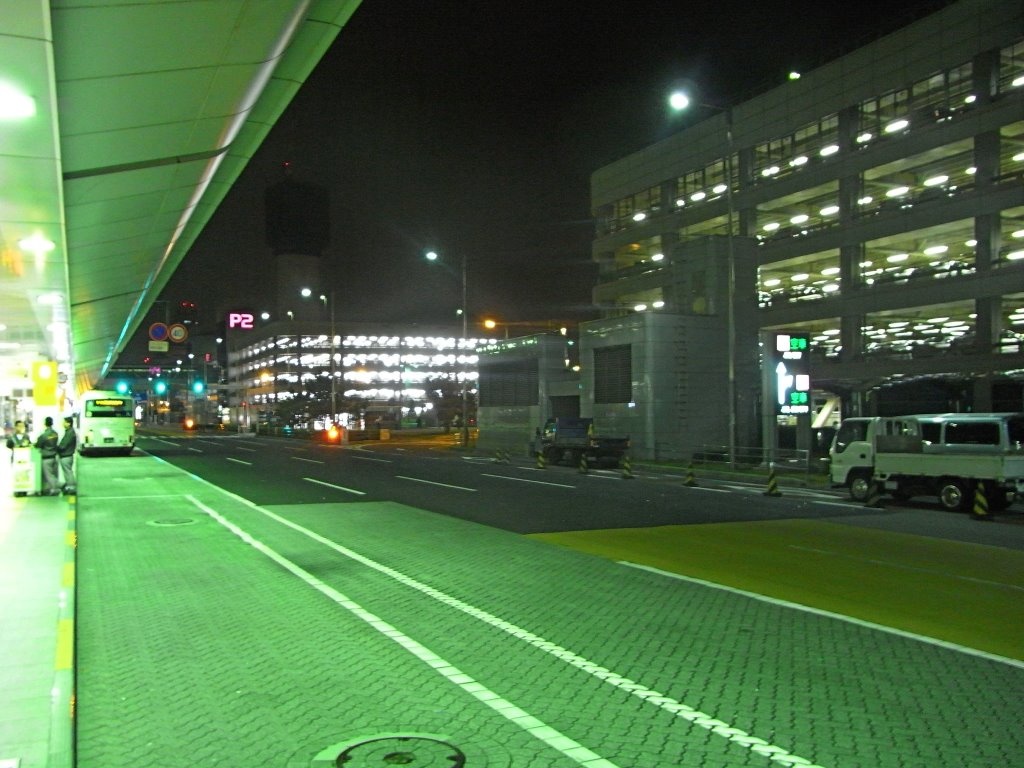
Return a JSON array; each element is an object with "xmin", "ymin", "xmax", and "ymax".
[
  {"xmin": 848, "ymin": 471, "xmax": 874, "ymax": 502},
  {"xmin": 937, "ymin": 478, "xmax": 970, "ymax": 511}
]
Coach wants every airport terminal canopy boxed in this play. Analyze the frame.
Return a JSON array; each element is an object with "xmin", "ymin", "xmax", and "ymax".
[{"xmin": 0, "ymin": 0, "xmax": 361, "ymax": 397}]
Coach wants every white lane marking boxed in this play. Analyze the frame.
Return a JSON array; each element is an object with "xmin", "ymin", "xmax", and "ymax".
[
  {"xmin": 188, "ymin": 447, "xmax": 203, "ymax": 454},
  {"xmin": 226, "ymin": 457, "xmax": 251, "ymax": 465},
  {"xmin": 196, "ymin": 439, "xmax": 220, "ymax": 446},
  {"xmin": 353, "ymin": 455, "xmax": 393, "ymax": 464},
  {"xmin": 620, "ymin": 561, "xmax": 1024, "ymax": 670},
  {"xmin": 83, "ymin": 494, "xmax": 181, "ymax": 500},
  {"xmin": 682, "ymin": 486, "xmax": 729, "ymax": 493},
  {"xmin": 812, "ymin": 500, "xmax": 859, "ymax": 510},
  {"xmin": 480, "ymin": 473, "xmax": 575, "ymax": 489},
  {"xmin": 151, "ymin": 450, "xmax": 1024, "ymax": 681},
  {"xmin": 787, "ymin": 544, "xmax": 1024, "ymax": 592},
  {"xmin": 184, "ymin": 495, "xmax": 619, "ymax": 768},
  {"xmin": 233, "ymin": 446, "xmax": 257, "ymax": 453},
  {"xmin": 146, "ymin": 437, "xmax": 177, "ymax": 446},
  {"xmin": 291, "ymin": 456, "xmax": 325, "ymax": 465},
  {"xmin": 303, "ymin": 477, "xmax": 366, "ymax": 495},
  {"xmin": 219, "ymin": 499, "xmax": 827, "ymax": 767},
  {"xmin": 395, "ymin": 476, "xmax": 476, "ymax": 492}
]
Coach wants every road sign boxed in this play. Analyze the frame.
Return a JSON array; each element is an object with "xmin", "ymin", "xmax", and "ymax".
[
  {"xmin": 772, "ymin": 332, "xmax": 811, "ymax": 415},
  {"xmin": 148, "ymin": 340, "xmax": 169, "ymax": 352},
  {"xmin": 168, "ymin": 323, "xmax": 188, "ymax": 343},
  {"xmin": 149, "ymin": 322, "xmax": 169, "ymax": 341}
]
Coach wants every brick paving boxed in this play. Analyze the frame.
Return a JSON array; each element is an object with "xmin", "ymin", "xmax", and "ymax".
[{"xmin": 72, "ymin": 453, "xmax": 1024, "ymax": 768}]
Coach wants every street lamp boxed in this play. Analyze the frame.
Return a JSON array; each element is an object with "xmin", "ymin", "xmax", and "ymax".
[
  {"xmin": 425, "ymin": 249, "xmax": 470, "ymax": 448},
  {"xmin": 300, "ymin": 287, "xmax": 338, "ymax": 426},
  {"xmin": 670, "ymin": 90, "xmax": 738, "ymax": 466}
]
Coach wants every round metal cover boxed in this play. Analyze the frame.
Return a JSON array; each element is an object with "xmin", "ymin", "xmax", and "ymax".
[
  {"xmin": 336, "ymin": 735, "xmax": 465, "ymax": 766},
  {"xmin": 147, "ymin": 518, "xmax": 197, "ymax": 527}
]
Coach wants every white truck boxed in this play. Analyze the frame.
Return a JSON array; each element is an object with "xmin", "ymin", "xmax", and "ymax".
[{"xmin": 829, "ymin": 412, "xmax": 1024, "ymax": 511}]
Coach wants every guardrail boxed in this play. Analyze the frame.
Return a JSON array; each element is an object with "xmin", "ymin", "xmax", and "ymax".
[{"xmin": 692, "ymin": 444, "xmax": 825, "ymax": 475}]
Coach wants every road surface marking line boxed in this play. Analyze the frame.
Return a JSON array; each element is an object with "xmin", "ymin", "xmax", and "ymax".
[
  {"xmin": 84, "ymin": 494, "xmax": 183, "ymax": 500},
  {"xmin": 786, "ymin": 544, "xmax": 1024, "ymax": 592},
  {"xmin": 396, "ymin": 476, "xmax": 477, "ymax": 492},
  {"xmin": 620, "ymin": 561, "xmax": 1024, "ymax": 670},
  {"xmin": 291, "ymin": 456, "xmax": 325, "ymax": 465},
  {"xmin": 233, "ymin": 446, "xmax": 257, "ymax": 453},
  {"xmin": 352, "ymin": 456, "xmax": 393, "ymax": 463},
  {"xmin": 226, "ymin": 457, "xmax": 251, "ymax": 465},
  {"xmin": 480, "ymin": 473, "xmax": 575, "ymax": 488},
  {"xmin": 187, "ymin": 447, "xmax": 203, "ymax": 453},
  {"xmin": 811, "ymin": 501, "xmax": 856, "ymax": 509},
  {"xmin": 303, "ymin": 477, "xmax": 366, "ymax": 495},
  {"xmin": 223, "ymin": 498, "xmax": 824, "ymax": 766},
  {"xmin": 146, "ymin": 437, "xmax": 177, "ymax": 446},
  {"xmin": 185, "ymin": 495, "xmax": 619, "ymax": 768}
]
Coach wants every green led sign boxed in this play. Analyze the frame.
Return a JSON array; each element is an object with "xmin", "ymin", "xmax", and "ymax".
[{"xmin": 772, "ymin": 332, "xmax": 811, "ymax": 415}]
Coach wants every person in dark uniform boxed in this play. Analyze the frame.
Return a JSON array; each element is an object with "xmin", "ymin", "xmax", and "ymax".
[
  {"xmin": 58, "ymin": 416, "xmax": 77, "ymax": 495},
  {"xmin": 5, "ymin": 420, "xmax": 31, "ymax": 454},
  {"xmin": 34, "ymin": 416, "xmax": 60, "ymax": 495}
]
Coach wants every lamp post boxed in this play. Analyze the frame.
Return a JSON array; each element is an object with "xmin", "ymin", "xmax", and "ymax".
[
  {"xmin": 670, "ymin": 90, "xmax": 738, "ymax": 466},
  {"xmin": 301, "ymin": 287, "xmax": 338, "ymax": 427},
  {"xmin": 425, "ymin": 249, "xmax": 470, "ymax": 448}
]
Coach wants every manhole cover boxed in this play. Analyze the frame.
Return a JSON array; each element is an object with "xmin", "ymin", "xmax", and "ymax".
[
  {"xmin": 335, "ymin": 736, "xmax": 465, "ymax": 766},
  {"xmin": 147, "ymin": 518, "xmax": 198, "ymax": 527}
]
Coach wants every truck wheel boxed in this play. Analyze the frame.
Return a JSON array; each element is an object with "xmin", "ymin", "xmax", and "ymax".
[
  {"xmin": 848, "ymin": 472, "xmax": 874, "ymax": 502},
  {"xmin": 937, "ymin": 479, "xmax": 970, "ymax": 512}
]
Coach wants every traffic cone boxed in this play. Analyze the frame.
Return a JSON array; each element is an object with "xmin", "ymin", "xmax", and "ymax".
[
  {"xmin": 971, "ymin": 482, "xmax": 991, "ymax": 520},
  {"xmin": 763, "ymin": 462, "xmax": 782, "ymax": 497},
  {"xmin": 621, "ymin": 455, "xmax": 634, "ymax": 479},
  {"xmin": 579, "ymin": 454, "xmax": 589, "ymax": 474},
  {"xmin": 683, "ymin": 463, "xmax": 698, "ymax": 487}
]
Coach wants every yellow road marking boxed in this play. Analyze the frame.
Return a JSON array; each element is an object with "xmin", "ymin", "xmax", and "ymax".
[
  {"xmin": 55, "ymin": 618, "xmax": 74, "ymax": 670},
  {"xmin": 531, "ymin": 519, "xmax": 1024, "ymax": 660}
]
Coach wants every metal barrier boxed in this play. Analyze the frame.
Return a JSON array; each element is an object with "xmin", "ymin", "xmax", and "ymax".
[{"xmin": 692, "ymin": 444, "xmax": 814, "ymax": 475}]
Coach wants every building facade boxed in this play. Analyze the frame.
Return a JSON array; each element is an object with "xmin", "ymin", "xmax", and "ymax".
[
  {"xmin": 585, "ymin": 0, "xmax": 1024, "ymax": 460},
  {"xmin": 227, "ymin": 321, "xmax": 494, "ymax": 429}
]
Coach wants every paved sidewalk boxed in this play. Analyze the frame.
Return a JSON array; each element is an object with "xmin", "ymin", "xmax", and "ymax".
[
  {"xmin": 49, "ymin": 451, "xmax": 1024, "ymax": 767},
  {"xmin": 0, "ymin": 460, "xmax": 75, "ymax": 768}
]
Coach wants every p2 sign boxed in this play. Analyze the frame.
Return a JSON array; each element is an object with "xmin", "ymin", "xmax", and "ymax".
[{"xmin": 228, "ymin": 312, "xmax": 254, "ymax": 329}]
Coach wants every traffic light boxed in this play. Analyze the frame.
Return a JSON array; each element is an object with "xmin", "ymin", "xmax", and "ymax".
[
  {"xmin": 154, "ymin": 380, "xmax": 167, "ymax": 395},
  {"xmin": 115, "ymin": 380, "xmax": 130, "ymax": 395},
  {"xmin": 192, "ymin": 380, "xmax": 205, "ymax": 395}
]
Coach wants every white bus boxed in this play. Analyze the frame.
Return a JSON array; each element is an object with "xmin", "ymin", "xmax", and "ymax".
[{"xmin": 78, "ymin": 390, "xmax": 136, "ymax": 456}]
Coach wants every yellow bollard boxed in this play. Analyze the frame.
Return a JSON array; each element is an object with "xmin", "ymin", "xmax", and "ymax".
[
  {"xmin": 763, "ymin": 462, "xmax": 782, "ymax": 497},
  {"xmin": 578, "ymin": 453, "xmax": 589, "ymax": 474},
  {"xmin": 683, "ymin": 463, "xmax": 698, "ymax": 487},
  {"xmin": 864, "ymin": 480, "xmax": 884, "ymax": 508},
  {"xmin": 536, "ymin": 451, "xmax": 546, "ymax": 470},
  {"xmin": 971, "ymin": 482, "xmax": 991, "ymax": 520},
  {"xmin": 621, "ymin": 455, "xmax": 634, "ymax": 479}
]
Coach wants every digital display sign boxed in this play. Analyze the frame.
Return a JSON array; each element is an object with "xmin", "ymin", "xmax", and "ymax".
[
  {"xmin": 228, "ymin": 312, "xmax": 254, "ymax": 329},
  {"xmin": 772, "ymin": 332, "xmax": 811, "ymax": 415}
]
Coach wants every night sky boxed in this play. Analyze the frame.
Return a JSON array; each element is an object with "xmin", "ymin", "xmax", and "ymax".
[{"xmin": 163, "ymin": 0, "xmax": 954, "ymax": 332}]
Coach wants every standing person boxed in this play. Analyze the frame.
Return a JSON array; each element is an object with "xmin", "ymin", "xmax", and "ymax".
[
  {"xmin": 57, "ymin": 416, "xmax": 77, "ymax": 495},
  {"xmin": 34, "ymin": 416, "xmax": 60, "ymax": 496},
  {"xmin": 5, "ymin": 419, "xmax": 32, "ymax": 456}
]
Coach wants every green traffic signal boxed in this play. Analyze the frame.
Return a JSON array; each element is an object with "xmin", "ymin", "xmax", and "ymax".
[
  {"xmin": 115, "ymin": 380, "xmax": 129, "ymax": 395},
  {"xmin": 192, "ymin": 380, "xmax": 205, "ymax": 395},
  {"xmin": 154, "ymin": 380, "xmax": 167, "ymax": 395}
]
